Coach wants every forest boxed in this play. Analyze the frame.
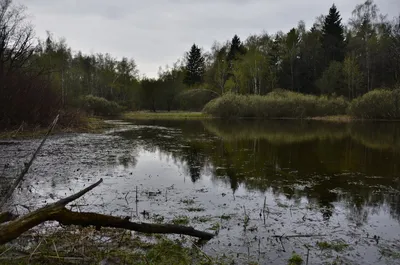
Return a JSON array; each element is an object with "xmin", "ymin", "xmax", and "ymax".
[{"xmin": 1, "ymin": 0, "xmax": 400, "ymax": 127}]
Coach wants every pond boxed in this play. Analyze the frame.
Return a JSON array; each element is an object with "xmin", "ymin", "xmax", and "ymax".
[{"xmin": 1, "ymin": 119, "xmax": 400, "ymax": 264}]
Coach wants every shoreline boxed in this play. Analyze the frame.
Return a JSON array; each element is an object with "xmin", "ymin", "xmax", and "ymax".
[
  {"xmin": 0, "ymin": 117, "xmax": 114, "ymax": 140},
  {"xmin": 3, "ymin": 112, "xmax": 400, "ymax": 140}
]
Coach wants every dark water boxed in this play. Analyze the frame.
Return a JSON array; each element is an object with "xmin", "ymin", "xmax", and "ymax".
[{"xmin": 1, "ymin": 119, "xmax": 400, "ymax": 264}]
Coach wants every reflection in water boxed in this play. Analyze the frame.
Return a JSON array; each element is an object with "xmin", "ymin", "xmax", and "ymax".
[
  {"xmin": 2, "ymin": 119, "xmax": 400, "ymax": 264},
  {"xmin": 117, "ymin": 119, "xmax": 400, "ymax": 224}
]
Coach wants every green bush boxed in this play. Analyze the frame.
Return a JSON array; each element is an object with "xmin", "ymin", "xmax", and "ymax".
[
  {"xmin": 177, "ymin": 89, "xmax": 218, "ymax": 111},
  {"xmin": 349, "ymin": 89, "xmax": 400, "ymax": 119},
  {"xmin": 203, "ymin": 90, "xmax": 348, "ymax": 118},
  {"xmin": 81, "ymin": 95, "xmax": 123, "ymax": 116}
]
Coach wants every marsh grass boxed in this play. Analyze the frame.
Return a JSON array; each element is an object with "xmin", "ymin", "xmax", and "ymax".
[
  {"xmin": 171, "ymin": 215, "xmax": 190, "ymax": 225},
  {"xmin": 317, "ymin": 241, "xmax": 349, "ymax": 252},
  {"xmin": 0, "ymin": 226, "xmax": 228, "ymax": 265},
  {"xmin": 349, "ymin": 89, "xmax": 400, "ymax": 119},
  {"xmin": 203, "ymin": 90, "xmax": 348, "ymax": 118}
]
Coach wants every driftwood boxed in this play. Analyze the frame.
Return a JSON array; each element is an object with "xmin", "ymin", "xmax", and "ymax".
[{"xmin": 0, "ymin": 179, "xmax": 215, "ymax": 245}]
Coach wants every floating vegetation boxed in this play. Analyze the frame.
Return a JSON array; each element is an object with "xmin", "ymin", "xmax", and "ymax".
[
  {"xmin": 317, "ymin": 241, "xmax": 349, "ymax": 252},
  {"xmin": 288, "ymin": 253, "xmax": 303, "ymax": 265},
  {"xmin": 180, "ymin": 198, "xmax": 195, "ymax": 205}
]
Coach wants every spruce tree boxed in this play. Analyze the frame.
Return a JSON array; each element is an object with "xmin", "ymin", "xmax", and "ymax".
[
  {"xmin": 227, "ymin": 35, "xmax": 246, "ymax": 62},
  {"xmin": 322, "ymin": 4, "xmax": 346, "ymax": 63},
  {"xmin": 183, "ymin": 44, "xmax": 205, "ymax": 87}
]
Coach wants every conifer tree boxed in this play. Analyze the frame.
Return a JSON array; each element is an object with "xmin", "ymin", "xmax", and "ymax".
[
  {"xmin": 322, "ymin": 4, "xmax": 346, "ymax": 63},
  {"xmin": 183, "ymin": 44, "xmax": 205, "ymax": 86}
]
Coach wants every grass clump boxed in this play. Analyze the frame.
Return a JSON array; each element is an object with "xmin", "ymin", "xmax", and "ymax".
[
  {"xmin": 349, "ymin": 89, "xmax": 400, "ymax": 119},
  {"xmin": 81, "ymin": 95, "xmax": 123, "ymax": 116},
  {"xmin": 288, "ymin": 253, "xmax": 303, "ymax": 265},
  {"xmin": 220, "ymin": 214, "xmax": 232, "ymax": 220},
  {"xmin": 1, "ymin": 227, "xmax": 224, "ymax": 265},
  {"xmin": 180, "ymin": 198, "xmax": 196, "ymax": 205},
  {"xmin": 203, "ymin": 90, "xmax": 348, "ymax": 118},
  {"xmin": 317, "ymin": 241, "xmax": 348, "ymax": 252},
  {"xmin": 193, "ymin": 216, "xmax": 213, "ymax": 223},
  {"xmin": 171, "ymin": 215, "xmax": 190, "ymax": 225}
]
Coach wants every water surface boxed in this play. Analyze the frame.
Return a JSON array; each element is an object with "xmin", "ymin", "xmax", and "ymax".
[{"xmin": 1, "ymin": 119, "xmax": 400, "ymax": 264}]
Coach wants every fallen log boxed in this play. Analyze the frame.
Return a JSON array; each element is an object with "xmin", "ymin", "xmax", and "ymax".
[{"xmin": 0, "ymin": 179, "xmax": 215, "ymax": 244}]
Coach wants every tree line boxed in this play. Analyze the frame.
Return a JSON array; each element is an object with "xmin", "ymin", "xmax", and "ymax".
[
  {"xmin": 1, "ymin": 0, "xmax": 399, "ymax": 127},
  {"xmin": 191, "ymin": 1, "xmax": 400, "ymax": 98}
]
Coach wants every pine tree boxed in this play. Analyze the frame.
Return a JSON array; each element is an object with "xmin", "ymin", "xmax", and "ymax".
[
  {"xmin": 183, "ymin": 44, "xmax": 205, "ymax": 87},
  {"xmin": 322, "ymin": 4, "xmax": 346, "ymax": 63}
]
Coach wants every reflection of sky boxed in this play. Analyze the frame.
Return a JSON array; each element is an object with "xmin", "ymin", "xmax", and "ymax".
[{"xmin": 2, "ymin": 121, "xmax": 400, "ymax": 264}]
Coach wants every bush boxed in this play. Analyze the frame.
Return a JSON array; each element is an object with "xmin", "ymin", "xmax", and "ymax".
[
  {"xmin": 203, "ymin": 90, "xmax": 348, "ymax": 118},
  {"xmin": 349, "ymin": 89, "xmax": 400, "ymax": 119},
  {"xmin": 81, "ymin": 95, "xmax": 123, "ymax": 116},
  {"xmin": 177, "ymin": 89, "xmax": 218, "ymax": 111}
]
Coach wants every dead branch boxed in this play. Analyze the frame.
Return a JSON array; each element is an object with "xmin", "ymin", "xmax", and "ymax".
[{"xmin": 0, "ymin": 179, "xmax": 214, "ymax": 245}]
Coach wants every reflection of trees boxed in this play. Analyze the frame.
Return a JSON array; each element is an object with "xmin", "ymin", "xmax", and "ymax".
[{"xmin": 116, "ymin": 119, "xmax": 400, "ymax": 223}]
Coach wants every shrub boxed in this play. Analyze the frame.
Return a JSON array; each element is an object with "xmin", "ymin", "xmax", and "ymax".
[
  {"xmin": 349, "ymin": 89, "xmax": 400, "ymax": 119},
  {"xmin": 177, "ymin": 89, "xmax": 218, "ymax": 111},
  {"xmin": 80, "ymin": 95, "xmax": 123, "ymax": 116},
  {"xmin": 203, "ymin": 90, "xmax": 348, "ymax": 118}
]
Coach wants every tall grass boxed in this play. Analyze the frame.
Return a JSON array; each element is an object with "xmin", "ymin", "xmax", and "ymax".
[
  {"xmin": 203, "ymin": 90, "xmax": 348, "ymax": 118},
  {"xmin": 349, "ymin": 89, "xmax": 400, "ymax": 119}
]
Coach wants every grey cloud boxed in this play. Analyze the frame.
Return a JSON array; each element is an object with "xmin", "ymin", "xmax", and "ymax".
[{"xmin": 19, "ymin": 0, "xmax": 400, "ymax": 77}]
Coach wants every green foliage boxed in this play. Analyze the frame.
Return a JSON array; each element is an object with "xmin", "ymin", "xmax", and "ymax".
[
  {"xmin": 316, "ymin": 61, "xmax": 345, "ymax": 95},
  {"xmin": 349, "ymin": 89, "xmax": 400, "ymax": 119},
  {"xmin": 177, "ymin": 89, "xmax": 218, "ymax": 111},
  {"xmin": 203, "ymin": 90, "xmax": 348, "ymax": 118},
  {"xmin": 171, "ymin": 215, "xmax": 190, "ymax": 225},
  {"xmin": 317, "ymin": 241, "xmax": 349, "ymax": 252},
  {"xmin": 81, "ymin": 95, "xmax": 123, "ymax": 116},
  {"xmin": 288, "ymin": 253, "xmax": 303, "ymax": 265}
]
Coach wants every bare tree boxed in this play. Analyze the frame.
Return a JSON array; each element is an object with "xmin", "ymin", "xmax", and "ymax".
[{"xmin": 0, "ymin": 0, "xmax": 35, "ymax": 78}]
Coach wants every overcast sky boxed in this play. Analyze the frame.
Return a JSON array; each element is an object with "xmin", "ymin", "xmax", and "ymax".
[{"xmin": 19, "ymin": 0, "xmax": 399, "ymax": 78}]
